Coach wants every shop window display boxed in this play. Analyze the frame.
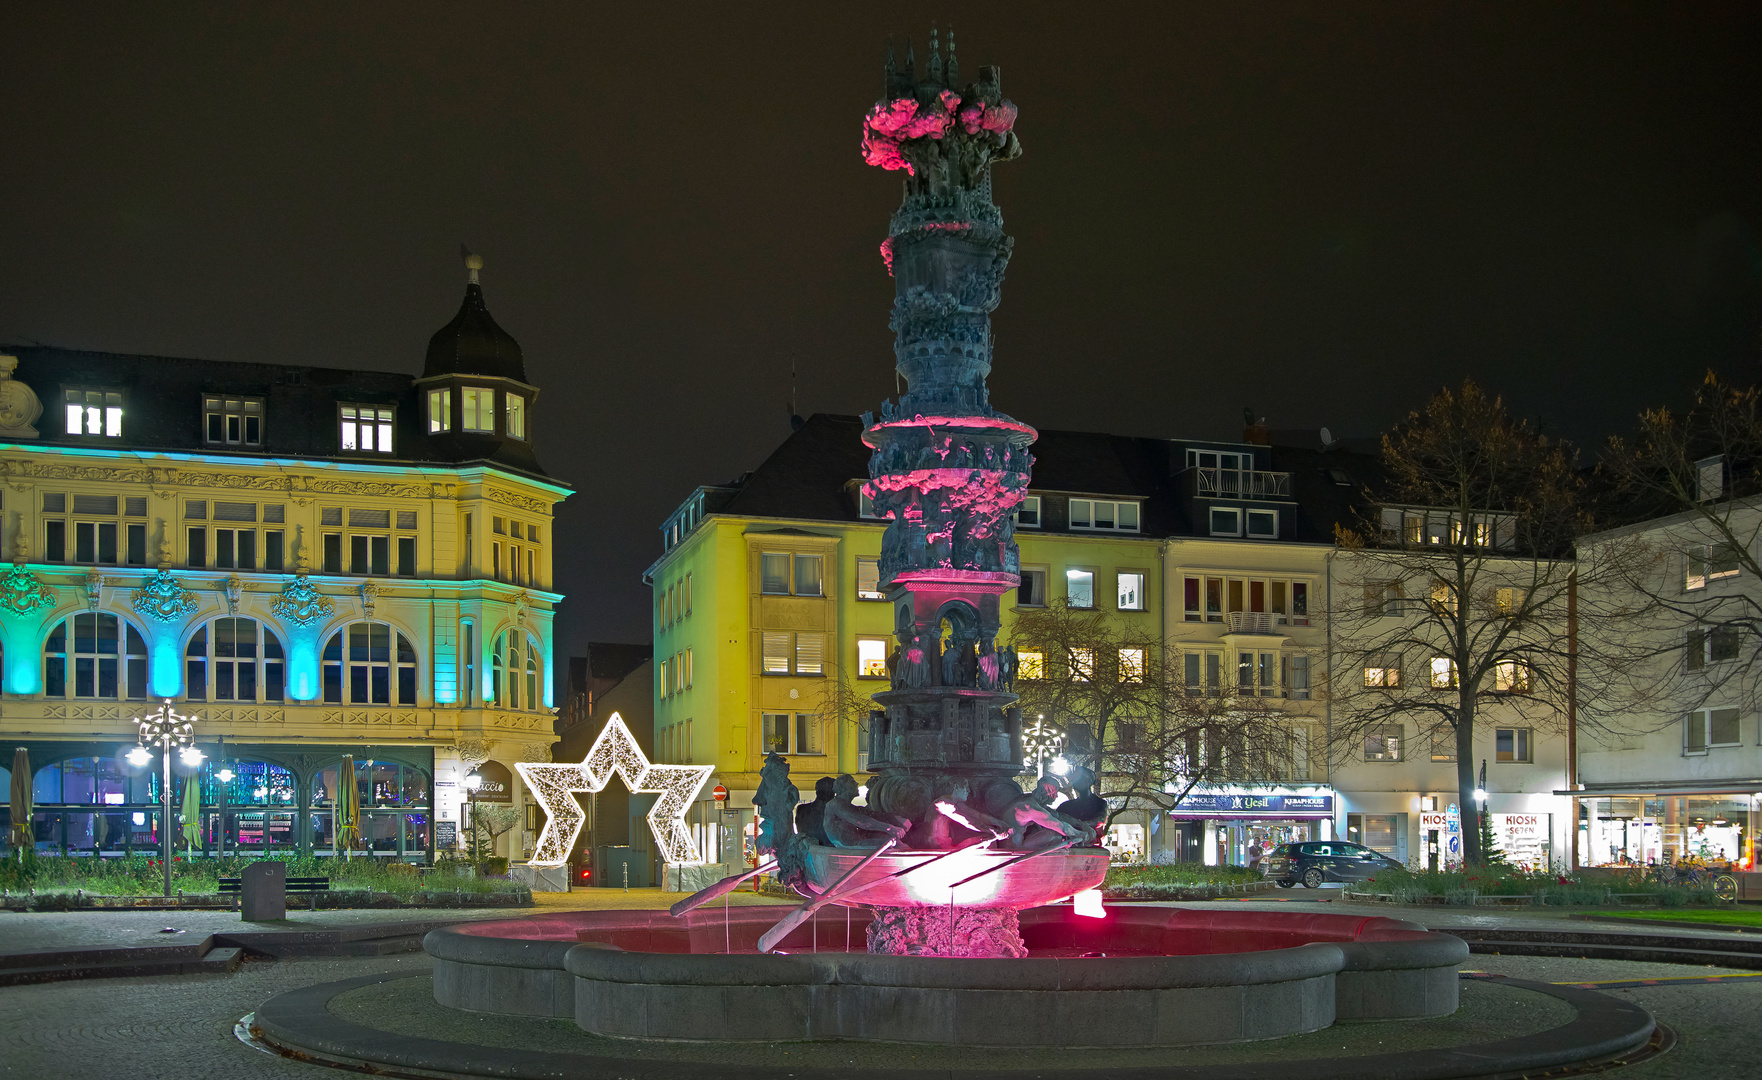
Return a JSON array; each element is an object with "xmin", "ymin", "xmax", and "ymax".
[{"xmin": 1577, "ymin": 795, "xmax": 1752, "ymax": 869}]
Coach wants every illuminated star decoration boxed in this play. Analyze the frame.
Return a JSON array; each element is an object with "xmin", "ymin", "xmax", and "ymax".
[{"xmin": 516, "ymin": 712, "xmax": 715, "ymax": 867}]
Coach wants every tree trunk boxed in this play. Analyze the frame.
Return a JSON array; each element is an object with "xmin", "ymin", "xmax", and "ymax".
[{"xmin": 1456, "ymin": 692, "xmax": 1482, "ymax": 866}]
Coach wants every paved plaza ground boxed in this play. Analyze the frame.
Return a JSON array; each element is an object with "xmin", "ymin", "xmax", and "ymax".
[{"xmin": 0, "ymin": 890, "xmax": 1754, "ymax": 1078}]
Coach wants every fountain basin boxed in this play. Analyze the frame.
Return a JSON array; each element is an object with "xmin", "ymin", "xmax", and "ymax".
[
  {"xmin": 802, "ymin": 842, "xmax": 1108, "ymax": 909},
  {"xmin": 426, "ymin": 904, "xmax": 1468, "ymax": 1046}
]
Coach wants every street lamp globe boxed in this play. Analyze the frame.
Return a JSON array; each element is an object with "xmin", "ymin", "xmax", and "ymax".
[
  {"xmin": 125, "ymin": 746, "xmax": 152, "ymax": 767},
  {"xmin": 464, "ymin": 769, "xmax": 484, "ymax": 792},
  {"xmin": 179, "ymin": 746, "xmax": 205, "ymax": 768}
]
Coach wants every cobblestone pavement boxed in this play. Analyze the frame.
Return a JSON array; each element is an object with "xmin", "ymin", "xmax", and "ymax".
[
  {"xmin": 0, "ymin": 945, "xmax": 1755, "ymax": 1078},
  {"xmin": 0, "ymin": 907, "xmax": 515, "ymax": 953},
  {"xmin": 0, "ymin": 953, "xmax": 432, "ymax": 1079}
]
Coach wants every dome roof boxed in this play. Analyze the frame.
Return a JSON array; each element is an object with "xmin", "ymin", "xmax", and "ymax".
[{"xmin": 424, "ymin": 280, "xmax": 526, "ymax": 382}]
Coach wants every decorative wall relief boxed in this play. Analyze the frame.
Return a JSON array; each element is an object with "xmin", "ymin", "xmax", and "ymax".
[
  {"xmin": 360, "ymin": 580, "xmax": 379, "ymax": 619},
  {"xmin": 0, "ymin": 563, "xmax": 54, "ymax": 617},
  {"xmin": 224, "ymin": 574, "xmax": 244, "ymax": 615},
  {"xmin": 84, "ymin": 568, "xmax": 103, "ymax": 611},
  {"xmin": 132, "ymin": 569, "xmax": 199, "ymax": 622},
  {"xmin": 0, "ymin": 355, "xmax": 43, "ymax": 438},
  {"xmin": 269, "ymin": 572, "xmax": 333, "ymax": 627}
]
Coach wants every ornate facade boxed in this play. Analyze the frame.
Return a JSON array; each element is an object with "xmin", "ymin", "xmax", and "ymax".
[{"xmin": 0, "ymin": 260, "xmax": 568, "ymax": 862}]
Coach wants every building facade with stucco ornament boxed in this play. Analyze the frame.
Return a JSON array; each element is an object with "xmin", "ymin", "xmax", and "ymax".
[{"xmin": 0, "ymin": 258, "xmax": 568, "ymax": 864}]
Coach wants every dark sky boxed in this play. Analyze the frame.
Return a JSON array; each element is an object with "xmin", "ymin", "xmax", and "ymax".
[{"xmin": 4, "ymin": 4, "xmax": 1761, "ymax": 661}]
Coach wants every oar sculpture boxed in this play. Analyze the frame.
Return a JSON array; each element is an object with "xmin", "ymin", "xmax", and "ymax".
[
  {"xmin": 756, "ymin": 839, "xmax": 898, "ymax": 953},
  {"xmin": 944, "ymin": 837, "xmax": 1079, "ymax": 891},
  {"xmin": 754, "ymin": 833, "xmax": 1007, "ymax": 953},
  {"xmin": 668, "ymin": 858, "xmax": 776, "ymax": 918}
]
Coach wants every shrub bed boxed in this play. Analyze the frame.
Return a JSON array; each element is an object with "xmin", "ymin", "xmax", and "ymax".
[
  {"xmin": 1102, "ymin": 863, "xmax": 1268, "ymax": 900},
  {"xmin": 1347, "ymin": 865, "xmax": 1722, "ymax": 907},
  {"xmin": 0, "ymin": 851, "xmax": 530, "ymax": 906}
]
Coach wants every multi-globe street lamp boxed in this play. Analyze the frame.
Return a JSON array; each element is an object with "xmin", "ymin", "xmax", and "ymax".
[
  {"xmin": 125, "ymin": 700, "xmax": 200, "ymax": 898},
  {"xmin": 464, "ymin": 767, "xmax": 484, "ymax": 867}
]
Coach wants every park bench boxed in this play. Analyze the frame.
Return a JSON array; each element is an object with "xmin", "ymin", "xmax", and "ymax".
[{"xmin": 219, "ymin": 875, "xmax": 331, "ymax": 910}]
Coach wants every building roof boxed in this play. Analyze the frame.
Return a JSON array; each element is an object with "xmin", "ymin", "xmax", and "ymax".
[
  {"xmin": 691, "ymin": 412, "xmax": 1380, "ymax": 546},
  {"xmin": 1, "ymin": 343, "xmax": 554, "ymax": 480},
  {"xmin": 424, "ymin": 281, "xmax": 527, "ymax": 382}
]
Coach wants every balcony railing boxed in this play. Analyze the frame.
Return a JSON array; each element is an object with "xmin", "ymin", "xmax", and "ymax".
[
  {"xmin": 1226, "ymin": 611, "xmax": 1278, "ymax": 634},
  {"xmin": 1197, "ymin": 468, "xmax": 1291, "ymax": 499}
]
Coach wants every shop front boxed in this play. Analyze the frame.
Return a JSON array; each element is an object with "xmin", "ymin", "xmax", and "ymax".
[
  {"xmin": 1162, "ymin": 787, "xmax": 1335, "ymax": 867},
  {"xmin": 1574, "ymin": 789, "xmax": 1757, "ymax": 870}
]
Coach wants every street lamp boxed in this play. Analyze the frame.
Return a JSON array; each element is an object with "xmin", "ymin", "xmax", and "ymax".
[
  {"xmin": 1023, "ymin": 714, "xmax": 1065, "ymax": 778},
  {"xmin": 132, "ymin": 701, "xmax": 199, "ymax": 898}
]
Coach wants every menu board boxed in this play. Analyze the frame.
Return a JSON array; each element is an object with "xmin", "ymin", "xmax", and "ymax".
[{"xmin": 436, "ymin": 821, "xmax": 458, "ymax": 851}]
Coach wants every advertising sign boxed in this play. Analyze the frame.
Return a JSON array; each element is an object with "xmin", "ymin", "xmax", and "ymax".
[
  {"xmin": 1169, "ymin": 792, "xmax": 1333, "ymax": 817},
  {"xmin": 436, "ymin": 821, "xmax": 458, "ymax": 850},
  {"xmin": 474, "ymin": 760, "xmax": 514, "ymax": 804},
  {"xmin": 1420, "ymin": 809, "xmax": 1463, "ymax": 866}
]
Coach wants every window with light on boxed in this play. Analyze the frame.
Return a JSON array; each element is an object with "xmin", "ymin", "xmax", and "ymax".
[
  {"xmin": 65, "ymin": 390, "xmax": 122, "ymax": 438},
  {"xmin": 340, "ymin": 405, "xmax": 393, "ymax": 453}
]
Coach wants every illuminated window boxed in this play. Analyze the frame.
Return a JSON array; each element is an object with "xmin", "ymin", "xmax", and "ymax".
[
  {"xmin": 1363, "ymin": 728, "xmax": 1403, "ymax": 761},
  {"xmin": 427, "ymin": 389, "xmax": 451, "ymax": 433},
  {"xmin": 339, "ymin": 404, "xmax": 393, "ymax": 453},
  {"xmin": 322, "ymin": 622, "xmax": 417, "ymax": 705},
  {"xmin": 64, "ymin": 388, "xmax": 123, "ymax": 438},
  {"xmin": 1494, "ymin": 660, "xmax": 1532, "ymax": 693},
  {"xmin": 461, "ymin": 388, "xmax": 494, "ymax": 432},
  {"xmin": 856, "ymin": 557, "xmax": 885, "ymax": 600},
  {"xmin": 1429, "ymin": 657, "xmax": 1458, "ymax": 689},
  {"xmin": 185, "ymin": 618, "xmax": 285, "ymax": 703},
  {"xmin": 1017, "ymin": 650, "xmax": 1045, "ymax": 681},
  {"xmin": 505, "ymin": 393, "xmax": 526, "ymax": 439},
  {"xmin": 1068, "ymin": 646, "xmax": 1095, "ymax": 681},
  {"xmin": 1117, "ymin": 571, "xmax": 1146, "ymax": 611},
  {"xmin": 1363, "ymin": 655, "xmax": 1401, "ymax": 688},
  {"xmin": 1494, "ymin": 587, "xmax": 1523, "ymax": 616},
  {"xmin": 204, "ymin": 396, "xmax": 263, "ymax": 445},
  {"xmin": 1066, "ymin": 568, "xmax": 1095, "ymax": 608},
  {"xmin": 857, "ymin": 637, "xmax": 889, "ymax": 679},
  {"xmin": 44, "ymin": 614, "xmax": 147, "ymax": 700},
  {"xmin": 1118, "ymin": 647, "xmax": 1145, "ymax": 682},
  {"xmin": 1429, "ymin": 579, "xmax": 1457, "ymax": 615}
]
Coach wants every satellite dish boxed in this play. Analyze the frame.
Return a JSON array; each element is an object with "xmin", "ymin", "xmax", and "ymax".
[{"xmin": 1320, "ymin": 427, "xmax": 1337, "ymax": 450}]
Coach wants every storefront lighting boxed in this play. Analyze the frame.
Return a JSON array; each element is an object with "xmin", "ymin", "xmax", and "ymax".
[
  {"xmin": 125, "ymin": 746, "xmax": 152, "ymax": 767},
  {"xmin": 215, "ymin": 767, "xmax": 234, "ymax": 783},
  {"xmin": 179, "ymin": 747, "xmax": 205, "ymax": 768},
  {"xmin": 131, "ymin": 812, "xmax": 145, "ymax": 826}
]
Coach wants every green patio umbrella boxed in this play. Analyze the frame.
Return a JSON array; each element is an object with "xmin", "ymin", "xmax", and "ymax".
[
  {"xmin": 8, "ymin": 747, "xmax": 31, "ymax": 852},
  {"xmin": 336, "ymin": 755, "xmax": 360, "ymax": 854},
  {"xmin": 180, "ymin": 772, "xmax": 202, "ymax": 854}
]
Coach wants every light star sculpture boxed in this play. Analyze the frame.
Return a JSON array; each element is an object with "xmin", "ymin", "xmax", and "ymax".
[{"xmin": 516, "ymin": 712, "xmax": 716, "ymax": 867}]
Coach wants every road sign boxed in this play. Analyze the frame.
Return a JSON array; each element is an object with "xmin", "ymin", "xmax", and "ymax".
[{"xmin": 712, "ymin": 784, "xmax": 728, "ymax": 802}]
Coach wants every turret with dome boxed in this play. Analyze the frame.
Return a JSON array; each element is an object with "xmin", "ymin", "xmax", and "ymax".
[{"xmin": 417, "ymin": 253, "xmax": 545, "ymax": 476}]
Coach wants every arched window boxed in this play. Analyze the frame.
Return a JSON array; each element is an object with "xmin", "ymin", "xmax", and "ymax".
[
  {"xmin": 186, "ymin": 618, "xmax": 286, "ymax": 702},
  {"xmin": 44, "ymin": 614, "xmax": 147, "ymax": 699},
  {"xmin": 322, "ymin": 622, "xmax": 417, "ymax": 705},
  {"xmin": 492, "ymin": 631, "xmax": 541, "ymax": 710}
]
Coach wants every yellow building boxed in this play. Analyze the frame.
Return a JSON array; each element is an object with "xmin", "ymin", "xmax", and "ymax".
[
  {"xmin": 0, "ymin": 263, "xmax": 568, "ymax": 864},
  {"xmin": 645, "ymin": 414, "xmax": 1167, "ymax": 866}
]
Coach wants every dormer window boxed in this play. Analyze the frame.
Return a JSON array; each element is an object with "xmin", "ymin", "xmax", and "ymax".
[
  {"xmin": 428, "ymin": 389, "xmax": 451, "ymax": 433},
  {"xmin": 505, "ymin": 393, "xmax": 526, "ymax": 439},
  {"xmin": 204, "ymin": 396, "xmax": 263, "ymax": 446},
  {"xmin": 340, "ymin": 404, "xmax": 393, "ymax": 453},
  {"xmin": 65, "ymin": 389, "xmax": 122, "ymax": 438},
  {"xmin": 461, "ymin": 388, "xmax": 495, "ymax": 432}
]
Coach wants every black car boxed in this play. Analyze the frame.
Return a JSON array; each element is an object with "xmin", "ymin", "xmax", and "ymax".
[{"xmin": 1260, "ymin": 841, "xmax": 1401, "ymax": 888}]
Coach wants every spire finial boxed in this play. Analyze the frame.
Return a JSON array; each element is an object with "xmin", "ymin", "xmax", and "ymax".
[
  {"xmin": 928, "ymin": 24, "xmax": 943, "ymax": 83},
  {"xmin": 946, "ymin": 26, "xmax": 958, "ymax": 85},
  {"xmin": 460, "ymin": 243, "xmax": 482, "ymax": 286}
]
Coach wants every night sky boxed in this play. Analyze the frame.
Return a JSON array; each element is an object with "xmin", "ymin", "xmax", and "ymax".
[{"xmin": 4, "ymin": 4, "xmax": 1761, "ymax": 660}]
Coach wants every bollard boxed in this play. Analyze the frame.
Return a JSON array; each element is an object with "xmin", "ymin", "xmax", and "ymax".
[{"xmin": 623, "ymin": 862, "xmax": 629, "ymax": 893}]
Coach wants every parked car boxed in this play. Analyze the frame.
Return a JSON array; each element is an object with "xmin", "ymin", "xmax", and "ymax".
[{"xmin": 1261, "ymin": 841, "xmax": 1401, "ymax": 888}]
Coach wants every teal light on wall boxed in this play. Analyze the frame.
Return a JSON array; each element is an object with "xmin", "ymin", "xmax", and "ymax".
[
  {"xmin": 286, "ymin": 635, "xmax": 321, "ymax": 701},
  {"xmin": 434, "ymin": 654, "xmax": 457, "ymax": 704},
  {"xmin": 149, "ymin": 636, "xmax": 182, "ymax": 699}
]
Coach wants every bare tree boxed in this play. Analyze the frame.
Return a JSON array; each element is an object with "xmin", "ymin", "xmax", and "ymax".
[
  {"xmin": 1009, "ymin": 601, "xmax": 1308, "ymax": 826},
  {"xmin": 1327, "ymin": 381, "xmax": 1602, "ymax": 866},
  {"xmin": 1590, "ymin": 372, "xmax": 1762, "ymax": 722}
]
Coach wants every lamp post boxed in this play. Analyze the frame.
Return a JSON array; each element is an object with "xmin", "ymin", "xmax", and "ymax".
[
  {"xmin": 126, "ymin": 701, "xmax": 199, "ymax": 898},
  {"xmin": 1023, "ymin": 714, "xmax": 1065, "ymax": 779},
  {"xmin": 464, "ymin": 767, "xmax": 484, "ymax": 869}
]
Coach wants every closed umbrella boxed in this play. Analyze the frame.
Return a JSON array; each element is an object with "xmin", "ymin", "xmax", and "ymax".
[
  {"xmin": 180, "ymin": 772, "xmax": 202, "ymax": 854},
  {"xmin": 8, "ymin": 747, "xmax": 31, "ymax": 853},
  {"xmin": 336, "ymin": 755, "xmax": 359, "ymax": 854}
]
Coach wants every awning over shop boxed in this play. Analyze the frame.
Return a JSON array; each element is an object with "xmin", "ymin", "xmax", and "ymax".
[{"xmin": 1558, "ymin": 782, "xmax": 1762, "ymax": 797}]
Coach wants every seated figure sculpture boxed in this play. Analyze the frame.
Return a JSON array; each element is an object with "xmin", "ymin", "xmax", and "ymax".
[
  {"xmin": 795, "ymin": 776, "xmax": 836, "ymax": 846},
  {"xmin": 1058, "ymin": 765, "xmax": 1108, "ymax": 846},
  {"xmin": 1000, "ymin": 774, "xmax": 1090, "ymax": 852},
  {"xmin": 823, "ymin": 773, "xmax": 910, "ymax": 849}
]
